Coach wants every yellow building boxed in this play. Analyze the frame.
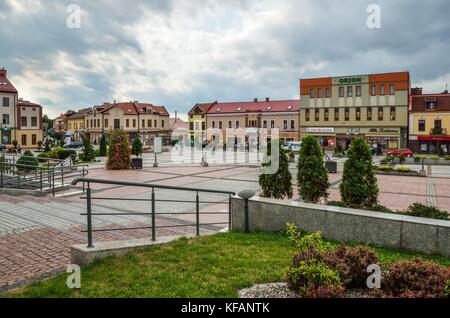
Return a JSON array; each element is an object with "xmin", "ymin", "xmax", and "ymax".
[
  {"xmin": 16, "ymin": 99, "xmax": 43, "ymax": 148},
  {"xmin": 188, "ymin": 102, "xmax": 216, "ymax": 145},
  {"xmin": 408, "ymin": 88, "xmax": 450, "ymax": 154},
  {"xmin": 66, "ymin": 109, "xmax": 89, "ymax": 141}
]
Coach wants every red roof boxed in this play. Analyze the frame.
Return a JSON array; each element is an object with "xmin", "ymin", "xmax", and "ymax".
[
  {"xmin": 188, "ymin": 102, "xmax": 217, "ymax": 115},
  {"xmin": 0, "ymin": 69, "xmax": 18, "ymax": 94},
  {"xmin": 17, "ymin": 99, "xmax": 42, "ymax": 108},
  {"xmin": 170, "ymin": 118, "xmax": 189, "ymax": 130},
  {"xmin": 206, "ymin": 99, "xmax": 300, "ymax": 114},
  {"xmin": 100, "ymin": 102, "xmax": 169, "ymax": 116},
  {"xmin": 411, "ymin": 92, "xmax": 450, "ymax": 112}
]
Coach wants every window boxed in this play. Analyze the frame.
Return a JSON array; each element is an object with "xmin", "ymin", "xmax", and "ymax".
[
  {"xmin": 283, "ymin": 120, "xmax": 288, "ymax": 129},
  {"xmin": 315, "ymin": 109, "xmax": 320, "ymax": 121},
  {"xmin": 114, "ymin": 119, "xmax": 120, "ymax": 129},
  {"xmin": 21, "ymin": 117, "xmax": 27, "ymax": 126},
  {"xmin": 426, "ymin": 102, "xmax": 435, "ymax": 110},
  {"xmin": 162, "ymin": 120, "xmax": 165, "ymax": 128},
  {"xmin": 189, "ymin": 122, "xmax": 194, "ymax": 130},
  {"xmin": 142, "ymin": 119, "xmax": 145, "ymax": 128},
  {"xmin": 344, "ymin": 108, "xmax": 349, "ymax": 121},
  {"xmin": 367, "ymin": 107, "xmax": 372, "ymax": 121},
  {"xmin": 390, "ymin": 84, "xmax": 395, "ymax": 95},
  {"xmin": 356, "ymin": 107, "xmax": 361, "ymax": 121},
  {"xmin": 2, "ymin": 114, "xmax": 9, "ymax": 124},
  {"xmin": 310, "ymin": 88, "xmax": 314, "ymax": 98},
  {"xmin": 318, "ymin": 88, "xmax": 322, "ymax": 98},
  {"xmin": 32, "ymin": 134, "xmax": 37, "ymax": 145},
  {"xmin": 21, "ymin": 135, "xmax": 27, "ymax": 145},
  {"xmin": 305, "ymin": 109, "xmax": 310, "ymax": 121},
  {"xmin": 378, "ymin": 107, "xmax": 384, "ymax": 121},
  {"xmin": 201, "ymin": 122, "xmax": 205, "ymax": 130},
  {"xmin": 435, "ymin": 119, "xmax": 442, "ymax": 129},
  {"xmin": 212, "ymin": 121, "xmax": 215, "ymax": 128},
  {"xmin": 325, "ymin": 87, "xmax": 330, "ymax": 97},
  {"xmin": 235, "ymin": 121, "xmax": 240, "ymax": 128},
  {"xmin": 418, "ymin": 120, "xmax": 426, "ymax": 132},
  {"xmin": 334, "ymin": 108, "xmax": 339, "ymax": 121},
  {"xmin": 97, "ymin": 119, "xmax": 100, "ymax": 127},
  {"xmin": 263, "ymin": 120, "xmax": 267, "ymax": 128},
  {"xmin": 105, "ymin": 119, "xmax": 108, "ymax": 128},
  {"xmin": 133, "ymin": 119, "xmax": 136, "ymax": 128},
  {"xmin": 324, "ymin": 108, "xmax": 329, "ymax": 121},
  {"xmin": 219, "ymin": 121, "xmax": 222, "ymax": 129},
  {"xmin": 148, "ymin": 119, "xmax": 152, "ymax": 128},
  {"xmin": 339, "ymin": 87, "xmax": 344, "ymax": 97},
  {"xmin": 380, "ymin": 84, "xmax": 385, "ymax": 96},
  {"xmin": 154, "ymin": 120, "xmax": 158, "ymax": 128},
  {"xmin": 126, "ymin": 119, "xmax": 130, "ymax": 128},
  {"xmin": 271, "ymin": 120, "xmax": 275, "ymax": 128},
  {"xmin": 291, "ymin": 120, "xmax": 295, "ymax": 129},
  {"xmin": 31, "ymin": 117, "xmax": 37, "ymax": 126},
  {"xmin": 228, "ymin": 121, "xmax": 232, "ymax": 128},
  {"xmin": 86, "ymin": 120, "xmax": 89, "ymax": 128},
  {"xmin": 356, "ymin": 86, "xmax": 361, "ymax": 97},
  {"xmin": 2, "ymin": 97, "xmax": 9, "ymax": 107},
  {"xmin": 90, "ymin": 119, "xmax": 93, "ymax": 128},
  {"xmin": 347, "ymin": 86, "xmax": 353, "ymax": 97},
  {"xmin": 390, "ymin": 107, "xmax": 396, "ymax": 121},
  {"xmin": 371, "ymin": 85, "xmax": 376, "ymax": 96}
]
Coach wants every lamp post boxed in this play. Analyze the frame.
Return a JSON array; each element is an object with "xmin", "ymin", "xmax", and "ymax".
[{"xmin": 238, "ymin": 190, "xmax": 255, "ymax": 233}]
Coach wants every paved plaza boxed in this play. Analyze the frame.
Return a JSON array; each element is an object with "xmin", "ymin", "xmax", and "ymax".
[{"xmin": 1, "ymin": 157, "xmax": 450, "ymax": 292}]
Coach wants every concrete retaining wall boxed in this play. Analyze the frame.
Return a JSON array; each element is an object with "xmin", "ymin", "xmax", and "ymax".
[{"xmin": 231, "ymin": 196, "xmax": 450, "ymax": 257}]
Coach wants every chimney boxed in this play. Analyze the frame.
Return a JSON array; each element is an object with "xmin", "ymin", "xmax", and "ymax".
[
  {"xmin": 265, "ymin": 97, "xmax": 270, "ymax": 102},
  {"xmin": 0, "ymin": 67, "xmax": 6, "ymax": 77},
  {"xmin": 411, "ymin": 87, "xmax": 423, "ymax": 95},
  {"xmin": 253, "ymin": 98, "xmax": 258, "ymax": 102},
  {"xmin": 175, "ymin": 111, "xmax": 178, "ymax": 119}
]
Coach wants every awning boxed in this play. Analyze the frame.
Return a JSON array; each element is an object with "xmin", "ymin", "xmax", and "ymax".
[{"xmin": 418, "ymin": 136, "xmax": 450, "ymax": 141}]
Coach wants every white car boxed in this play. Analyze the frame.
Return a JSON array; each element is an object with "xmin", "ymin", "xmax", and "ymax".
[{"xmin": 283, "ymin": 141, "xmax": 302, "ymax": 153}]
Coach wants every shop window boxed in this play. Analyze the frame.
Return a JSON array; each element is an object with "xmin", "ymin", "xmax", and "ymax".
[
  {"xmin": 367, "ymin": 107, "xmax": 372, "ymax": 121},
  {"xmin": 324, "ymin": 108, "xmax": 329, "ymax": 121},
  {"xmin": 305, "ymin": 109, "xmax": 310, "ymax": 121},
  {"xmin": 347, "ymin": 86, "xmax": 353, "ymax": 97},
  {"xmin": 418, "ymin": 120, "xmax": 426, "ymax": 132},
  {"xmin": 356, "ymin": 107, "xmax": 361, "ymax": 121},
  {"xmin": 390, "ymin": 107, "xmax": 396, "ymax": 121},
  {"xmin": 339, "ymin": 87, "xmax": 344, "ymax": 97},
  {"xmin": 356, "ymin": 86, "xmax": 361, "ymax": 97},
  {"xmin": 315, "ymin": 109, "xmax": 320, "ymax": 121},
  {"xmin": 378, "ymin": 107, "xmax": 384, "ymax": 121},
  {"xmin": 344, "ymin": 108, "xmax": 349, "ymax": 121},
  {"xmin": 334, "ymin": 108, "xmax": 339, "ymax": 121},
  {"xmin": 371, "ymin": 85, "xmax": 376, "ymax": 96}
]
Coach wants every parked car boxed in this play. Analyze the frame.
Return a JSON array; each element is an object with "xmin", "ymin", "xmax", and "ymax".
[
  {"xmin": 387, "ymin": 148, "xmax": 414, "ymax": 157},
  {"xmin": 64, "ymin": 142, "xmax": 83, "ymax": 149},
  {"xmin": 283, "ymin": 141, "xmax": 302, "ymax": 153}
]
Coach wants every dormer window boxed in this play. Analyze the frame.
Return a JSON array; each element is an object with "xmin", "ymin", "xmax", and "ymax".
[
  {"xmin": 216, "ymin": 107, "xmax": 221, "ymax": 112},
  {"xmin": 267, "ymin": 106, "xmax": 272, "ymax": 110},
  {"xmin": 287, "ymin": 105, "xmax": 293, "ymax": 110},
  {"xmin": 426, "ymin": 102, "xmax": 435, "ymax": 110},
  {"xmin": 237, "ymin": 107, "xmax": 242, "ymax": 111}
]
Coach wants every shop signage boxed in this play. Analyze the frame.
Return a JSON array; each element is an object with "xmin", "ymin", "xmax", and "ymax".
[
  {"xmin": 307, "ymin": 127, "xmax": 335, "ymax": 133},
  {"xmin": 338, "ymin": 77, "xmax": 362, "ymax": 84}
]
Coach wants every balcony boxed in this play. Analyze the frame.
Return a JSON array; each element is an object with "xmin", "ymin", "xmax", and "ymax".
[{"xmin": 430, "ymin": 127, "xmax": 447, "ymax": 136}]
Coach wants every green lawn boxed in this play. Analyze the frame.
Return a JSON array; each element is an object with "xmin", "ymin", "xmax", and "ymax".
[{"xmin": 4, "ymin": 232, "xmax": 450, "ymax": 298}]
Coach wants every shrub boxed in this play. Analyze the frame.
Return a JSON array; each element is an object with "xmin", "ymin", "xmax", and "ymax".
[
  {"xmin": 297, "ymin": 136, "xmax": 329, "ymax": 203},
  {"xmin": 12, "ymin": 140, "xmax": 18, "ymax": 149},
  {"xmin": 445, "ymin": 280, "xmax": 450, "ymax": 297},
  {"xmin": 403, "ymin": 203, "xmax": 448, "ymax": 220},
  {"xmin": 445, "ymin": 155, "xmax": 450, "ymax": 161},
  {"xmin": 437, "ymin": 147, "xmax": 446, "ymax": 157},
  {"xmin": 322, "ymin": 246, "xmax": 378, "ymax": 288},
  {"xmin": 80, "ymin": 135, "xmax": 95, "ymax": 162},
  {"xmin": 287, "ymin": 225, "xmax": 331, "ymax": 252},
  {"xmin": 430, "ymin": 155, "xmax": 440, "ymax": 161},
  {"xmin": 99, "ymin": 135, "xmax": 108, "ymax": 156},
  {"xmin": 286, "ymin": 148, "xmax": 295, "ymax": 162},
  {"xmin": 16, "ymin": 150, "xmax": 39, "ymax": 172},
  {"xmin": 131, "ymin": 137, "xmax": 143, "ymax": 158},
  {"xmin": 395, "ymin": 167, "xmax": 412, "ymax": 172},
  {"xmin": 57, "ymin": 149, "xmax": 76, "ymax": 160},
  {"xmin": 326, "ymin": 201, "xmax": 394, "ymax": 213},
  {"xmin": 106, "ymin": 130, "xmax": 131, "ymax": 170},
  {"xmin": 334, "ymin": 143, "xmax": 343, "ymax": 155},
  {"xmin": 37, "ymin": 140, "xmax": 43, "ymax": 151},
  {"xmin": 340, "ymin": 138, "xmax": 378, "ymax": 208},
  {"xmin": 303, "ymin": 284, "xmax": 346, "ymax": 298},
  {"xmin": 44, "ymin": 139, "xmax": 51, "ymax": 152},
  {"xmin": 384, "ymin": 259, "xmax": 450, "ymax": 298},
  {"xmin": 375, "ymin": 165, "xmax": 393, "ymax": 171},
  {"xmin": 397, "ymin": 154, "xmax": 406, "ymax": 163},
  {"xmin": 380, "ymin": 155, "xmax": 394, "ymax": 165},
  {"xmin": 37, "ymin": 152, "xmax": 52, "ymax": 163},
  {"xmin": 259, "ymin": 140, "xmax": 293, "ymax": 199}
]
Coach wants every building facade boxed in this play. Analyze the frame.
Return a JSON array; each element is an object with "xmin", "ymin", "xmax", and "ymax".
[
  {"xmin": 66, "ymin": 108, "xmax": 89, "ymax": 141},
  {"xmin": 408, "ymin": 88, "xmax": 450, "ymax": 154},
  {"xmin": 299, "ymin": 72, "xmax": 410, "ymax": 151},
  {"xmin": 16, "ymin": 99, "xmax": 43, "ymax": 148},
  {"xmin": 188, "ymin": 102, "xmax": 216, "ymax": 144},
  {"xmin": 205, "ymin": 98, "xmax": 300, "ymax": 145},
  {"xmin": 83, "ymin": 101, "xmax": 170, "ymax": 144},
  {"xmin": 0, "ymin": 68, "xmax": 18, "ymax": 146}
]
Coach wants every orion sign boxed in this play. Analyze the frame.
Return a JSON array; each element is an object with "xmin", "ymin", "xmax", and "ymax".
[{"xmin": 338, "ymin": 77, "xmax": 362, "ymax": 84}]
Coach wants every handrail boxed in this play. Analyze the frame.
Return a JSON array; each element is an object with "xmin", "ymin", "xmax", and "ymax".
[
  {"xmin": 2, "ymin": 153, "xmax": 65, "ymax": 163},
  {"xmin": 71, "ymin": 177, "xmax": 236, "ymax": 195}
]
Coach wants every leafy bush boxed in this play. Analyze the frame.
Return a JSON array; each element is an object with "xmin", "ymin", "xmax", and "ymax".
[
  {"xmin": 395, "ymin": 167, "xmax": 412, "ymax": 172},
  {"xmin": 380, "ymin": 155, "xmax": 394, "ymax": 165},
  {"xmin": 445, "ymin": 155, "xmax": 450, "ymax": 161},
  {"xmin": 384, "ymin": 259, "xmax": 450, "ymax": 298},
  {"xmin": 16, "ymin": 150, "xmax": 39, "ymax": 172},
  {"xmin": 37, "ymin": 152, "xmax": 52, "ymax": 163},
  {"xmin": 340, "ymin": 138, "xmax": 378, "ymax": 208},
  {"xmin": 259, "ymin": 140, "xmax": 293, "ymax": 199},
  {"xmin": 99, "ymin": 135, "xmax": 108, "ymax": 156},
  {"xmin": 286, "ymin": 148, "xmax": 295, "ymax": 162},
  {"xmin": 57, "ymin": 149, "xmax": 76, "ymax": 160},
  {"xmin": 437, "ymin": 147, "xmax": 446, "ymax": 157},
  {"xmin": 106, "ymin": 130, "xmax": 131, "ymax": 170},
  {"xmin": 131, "ymin": 137, "xmax": 143, "ymax": 158},
  {"xmin": 445, "ymin": 280, "xmax": 450, "ymax": 297},
  {"xmin": 297, "ymin": 136, "xmax": 329, "ymax": 203},
  {"xmin": 303, "ymin": 284, "xmax": 346, "ymax": 298},
  {"xmin": 287, "ymin": 225, "xmax": 331, "ymax": 251},
  {"xmin": 322, "ymin": 246, "xmax": 378, "ymax": 288},
  {"xmin": 375, "ymin": 165, "xmax": 393, "ymax": 171},
  {"xmin": 396, "ymin": 154, "xmax": 406, "ymax": 163},
  {"xmin": 403, "ymin": 203, "xmax": 448, "ymax": 220},
  {"xmin": 430, "ymin": 155, "xmax": 440, "ymax": 161}
]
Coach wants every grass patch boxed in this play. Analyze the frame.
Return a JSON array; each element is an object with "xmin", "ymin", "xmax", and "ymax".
[{"xmin": 3, "ymin": 232, "xmax": 450, "ymax": 298}]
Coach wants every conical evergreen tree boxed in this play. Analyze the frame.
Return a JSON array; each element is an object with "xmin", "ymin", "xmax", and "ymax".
[
  {"xmin": 99, "ymin": 135, "xmax": 107, "ymax": 156},
  {"xmin": 297, "ymin": 136, "xmax": 329, "ymax": 203},
  {"xmin": 340, "ymin": 137, "xmax": 378, "ymax": 207},
  {"xmin": 259, "ymin": 139, "xmax": 293, "ymax": 199}
]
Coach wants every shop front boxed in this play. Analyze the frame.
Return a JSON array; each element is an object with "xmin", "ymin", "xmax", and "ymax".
[{"xmin": 415, "ymin": 136, "xmax": 450, "ymax": 154}]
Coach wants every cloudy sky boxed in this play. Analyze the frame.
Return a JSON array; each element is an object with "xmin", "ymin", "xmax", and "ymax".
[{"xmin": 1, "ymin": 0, "xmax": 449, "ymax": 119}]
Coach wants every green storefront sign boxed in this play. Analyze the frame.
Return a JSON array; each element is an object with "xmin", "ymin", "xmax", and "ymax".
[{"xmin": 338, "ymin": 77, "xmax": 362, "ymax": 84}]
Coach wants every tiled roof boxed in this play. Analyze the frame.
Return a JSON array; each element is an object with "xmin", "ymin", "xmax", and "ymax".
[
  {"xmin": 67, "ymin": 108, "xmax": 90, "ymax": 119},
  {"xmin": 411, "ymin": 92, "xmax": 450, "ymax": 112},
  {"xmin": 188, "ymin": 102, "xmax": 217, "ymax": 115},
  {"xmin": 0, "ymin": 69, "xmax": 18, "ymax": 94},
  {"xmin": 17, "ymin": 99, "xmax": 41, "ymax": 107},
  {"xmin": 100, "ymin": 102, "xmax": 169, "ymax": 116},
  {"xmin": 170, "ymin": 118, "xmax": 189, "ymax": 130},
  {"xmin": 206, "ymin": 99, "xmax": 300, "ymax": 114}
]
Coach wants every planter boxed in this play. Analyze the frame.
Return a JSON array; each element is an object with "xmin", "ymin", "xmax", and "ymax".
[
  {"xmin": 325, "ymin": 161, "xmax": 337, "ymax": 173},
  {"xmin": 131, "ymin": 158, "xmax": 143, "ymax": 169},
  {"xmin": 375, "ymin": 170, "xmax": 425, "ymax": 177}
]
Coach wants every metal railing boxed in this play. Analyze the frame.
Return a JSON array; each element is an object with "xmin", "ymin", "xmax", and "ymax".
[
  {"xmin": 0, "ymin": 161, "xmax": 88, "ymax": 195},
  {"xmin": 71, "ymin": 177, "xmax": 235, "ymax": 248}
]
